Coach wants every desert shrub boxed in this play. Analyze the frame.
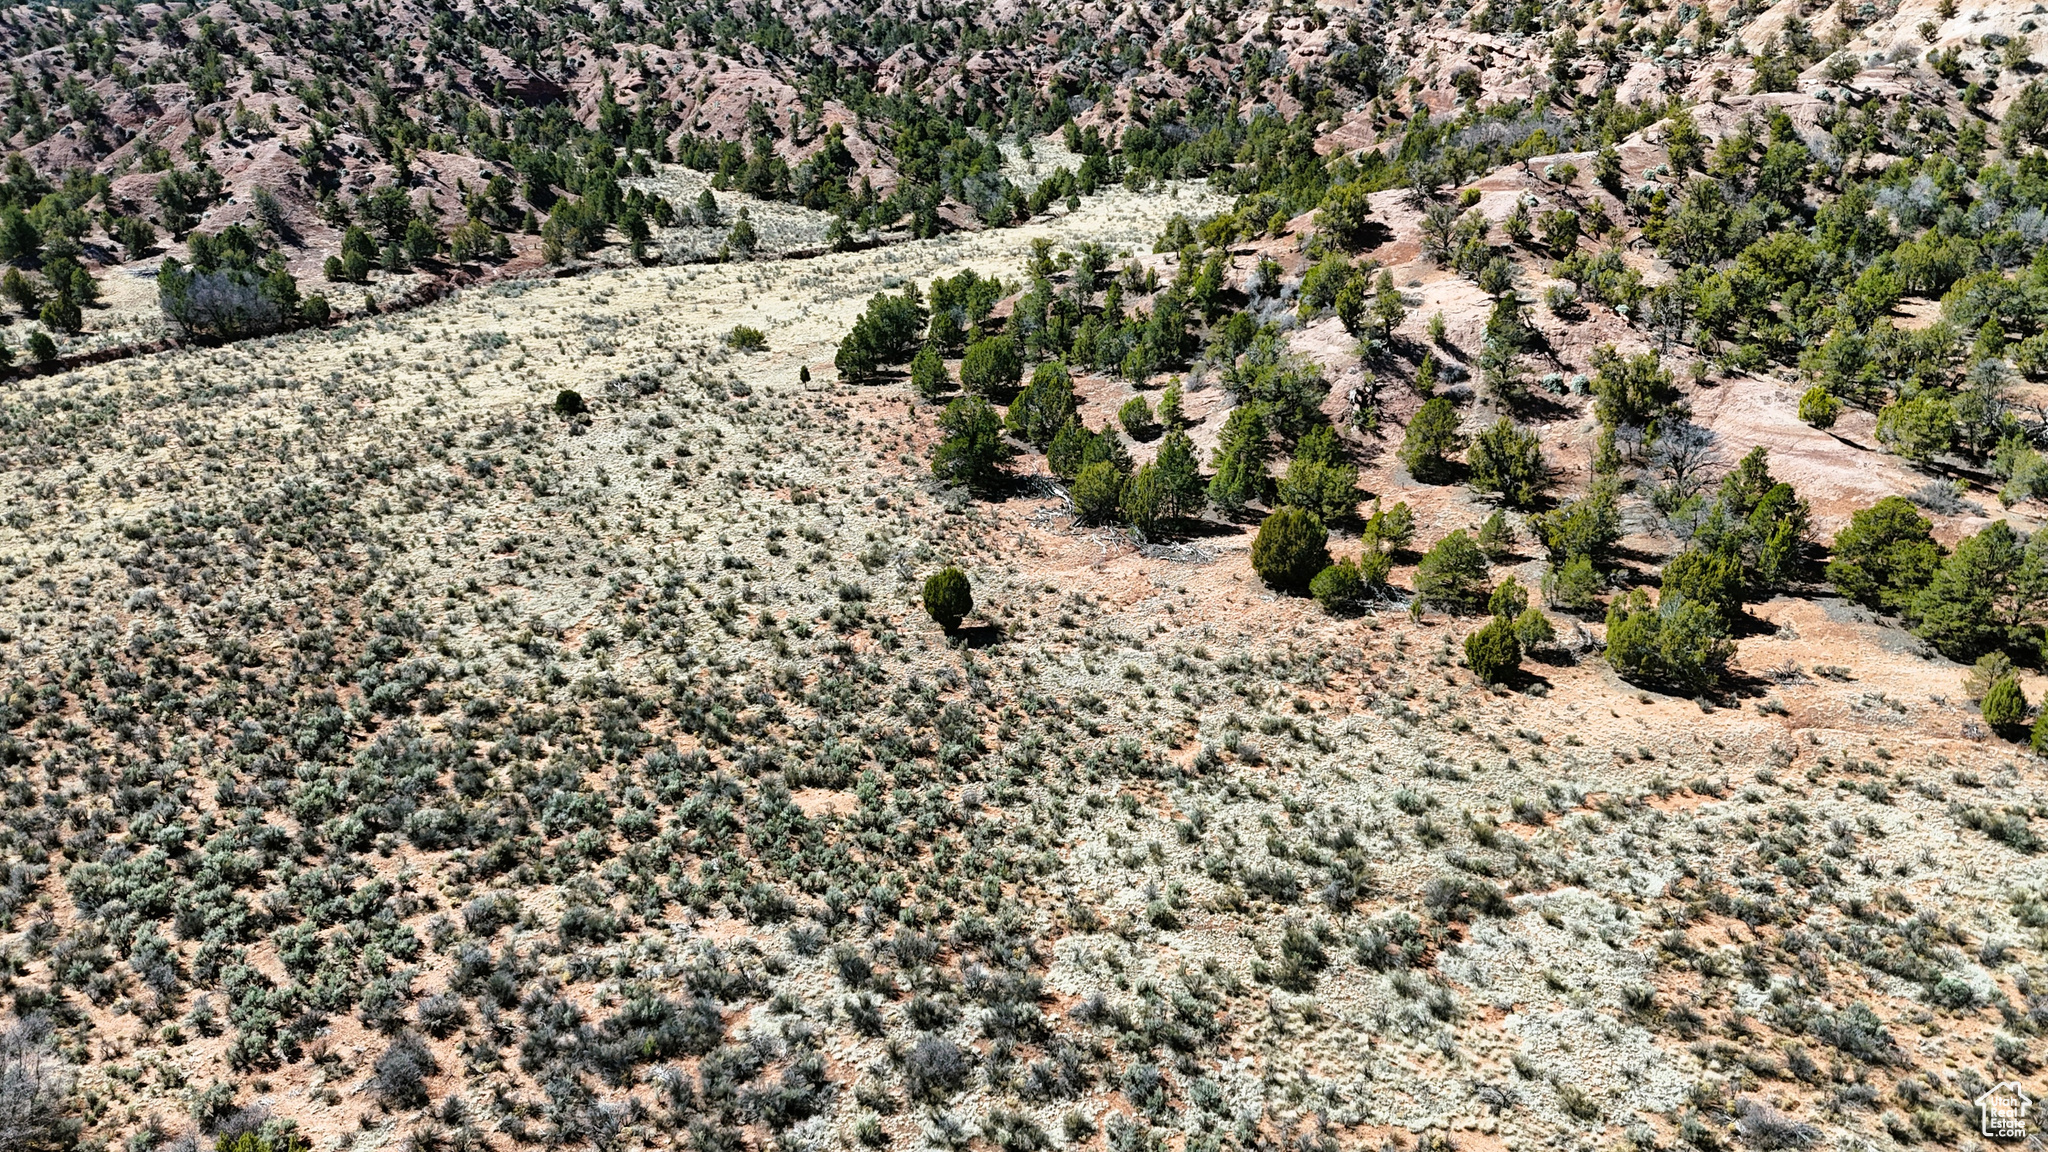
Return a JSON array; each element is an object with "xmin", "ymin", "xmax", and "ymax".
[
  {"xmin": 1414, "ymin": 531, "xmax": 1491, "ymax": 614},
  {"xmin": 1072, "ymin": 462, "xmax": 1127, "ymax": 525},
  {"xmin": 25, "ymin": 331, "xmax": 55, "ymax": 363},
  {"xmin": 960, "ymin": 335, "xmax": 1023, "ymax": 397},
  {"xmin": 726, "ymin": 325, "xmax": 767, "ymax": 352},
  {"xmin": 1604, "ymin": 590, "xmax": 1733, "ymax": 693},
  {"xmin": 1735, "ymin": 1099, "xmax": 1820, "ymax": 1149},
  {"xmin": 1007, "ymin": 360, "xmax": 1077, "ymax": 445},
  {"xmin": 553, "ymin": 389, "xmax": 587, "ymax": 417},
  {"xmin": 1828, "ymin": 497, "xmax": 1942, "ymax": 614},
  {"xmin": 415, "ymin": 993, "xmax": 469, "ymax": 1038},
  {"xmin": 1467, "ymin": 418, "xmax": 1549, "ymax": 506},
  {"xmin": 923, "ymin": 568, "xmax": 973, "ymax": 631},
  {"xmin": 1464, "ymin": 617, "xmax": 1521, "ymax": 683},
  {"xmin": 1808, "ymin": 1003, "xmax": 1903, "ymax": 1065},
  {"xmin": 1983, "ymin": 675, "xmax": 2029, "ymax": 732},
  {"xmin": 1422, "ymin": 876, "xmax": 1513, "ymax": 921},
  {"xmin": 369, "ymin": 1031, "xmax": 438, "ymax": 1109},
  {"xmin": 1251, "ymin": 507, "xmax": 1331, "ymax": 594},
  {"xmin": 0, "ymin": 1016, "xmax": 75, "ymax": 1152},
  {"xmin": 930, "ymin": 396, "xmax": 1008, "ymax": 488},
  {"xmin": 1400, "ymin": 397, "xmax": 1465, "ymax": 480},
  {"xmin": 903, "ymin": 1034, "xmax": 971, "ymax": 1102}
]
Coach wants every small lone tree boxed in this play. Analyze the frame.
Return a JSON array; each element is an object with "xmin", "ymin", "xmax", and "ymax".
[
  {"xmin": 1467, "ymin": 417, "xmax": 1550, "ymax": 506},
  {"xmin": 1414, "ymin": 530, "xmax": 1492, "ymax": 614},
  {"xmin": 1311, "ymin": 559, "xmax": 1367, "ymax": 614},
  {"xmin": 1476, "ymin": 510, "xmax": 1513, "ymax": 561},
  {"xmin": 1072, "ymin": 462, "xmax": 1126, "ymax": 525},
  {"xmin": 1251, "ymin": 507, "xmax": 1331, "ymax": 594},
  {"xmin": 930, "ymin": 396, "xmax": 1007, "ymax": 489},
  {"xmin": 923, "ymin": 568, "xmax": 973, "ymax": 631},
  {"xmin": 1604, "ymin": 590, "xmax": 1733, "ymax": 693},
  {"xmin": 910, "ymin": 345, "xmax": 949, "ymax": 400},
  {"xmin": 1983, "ymin": 674, "xmax": 2029, "ymax": 733},
  {"xmin": 553, "ymin": 389, "xmax": 587, "ymax": 417},
  {"xmin": 1464, "ymin": 617, "xmax": 1521, "ymax": 683},
  {"xmin": 1399, "ymin": 397, "xmax": 1464, "ymax": 481},
  {"xmin": 1798, "ymin": 385, "xmax": 1840, "ymax": 429},
  {"xmin": 959, "ymin": 335, "xmax": 1023, "ymax": 397}
]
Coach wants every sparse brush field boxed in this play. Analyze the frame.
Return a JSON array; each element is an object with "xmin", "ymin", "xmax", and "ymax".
[{"xmin": 2, "ymin": 180, "xmax": 2046, "ymax": 1152}]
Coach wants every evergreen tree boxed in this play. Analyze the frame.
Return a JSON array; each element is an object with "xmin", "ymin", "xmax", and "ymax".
[
  {"xmin": 960, "ymin": 335, "xmax": 1023, "ymax": 397},
  {"xmin": 1467, "ymin": 418, "xmax": 1549, "ymax": 506},
  {"xmin": 1605, "ymin": 590, "xmax": 1733, "ymax": 692},
  {"xmin": 1154, "ymin": 429, "xmax": 1206, "ymax": 518},
  {"xmin": 1414, "ymin": 531, "xmax": 1492, "ymax": 614},
  {"xmin": 922, "ymin": 568, "xmax": 973, "ymax": 631},
  {"xmin": 1006, "ymin": 359, "xmax": 1076, "ymax": 445},
  {"xmin": 930, "ymin": 396, "xmax": 1008, "ymax": 489},
  {"xmin": 1208, "ymin": 406, "xmax": 1270, "ymax": 513},
  {"xmin": 1252, "ymin": 507, "xmax": 1331, "ymax": 594},
  {"xmin": 1072, "ymin": 462, "xmax": 1126, "ymax": 525},
  {"xmin": 1276, "ymin": 424, "xmax": 1362, "ymax": 522},
  {"xmin": 1464, "ymin": 617, "xmax": 1521, "ymax": 683},
  {"xmin": 911, "ymin": 344, "xmax": 950, "ymax": 400},
  {"xmin": 1048, "ymin": 418, "xmax": 1090, "ymax": 480},
  {"xmin": 1827, "ymin": 496, "xmax": 1942, "ymax": 614},
  {"xmin": 1399, "ymin": 397, "xmax": 1465, "ymax": 481},
  {"xmin": 1911, "ymin": 521, "xmax": 2048, "ymax": 661}
]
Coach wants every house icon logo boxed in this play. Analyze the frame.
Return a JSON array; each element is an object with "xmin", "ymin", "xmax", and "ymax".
[{"xmin": 1977, "ymin": 1082, "xmax": 2033, "ymax": 1139}]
